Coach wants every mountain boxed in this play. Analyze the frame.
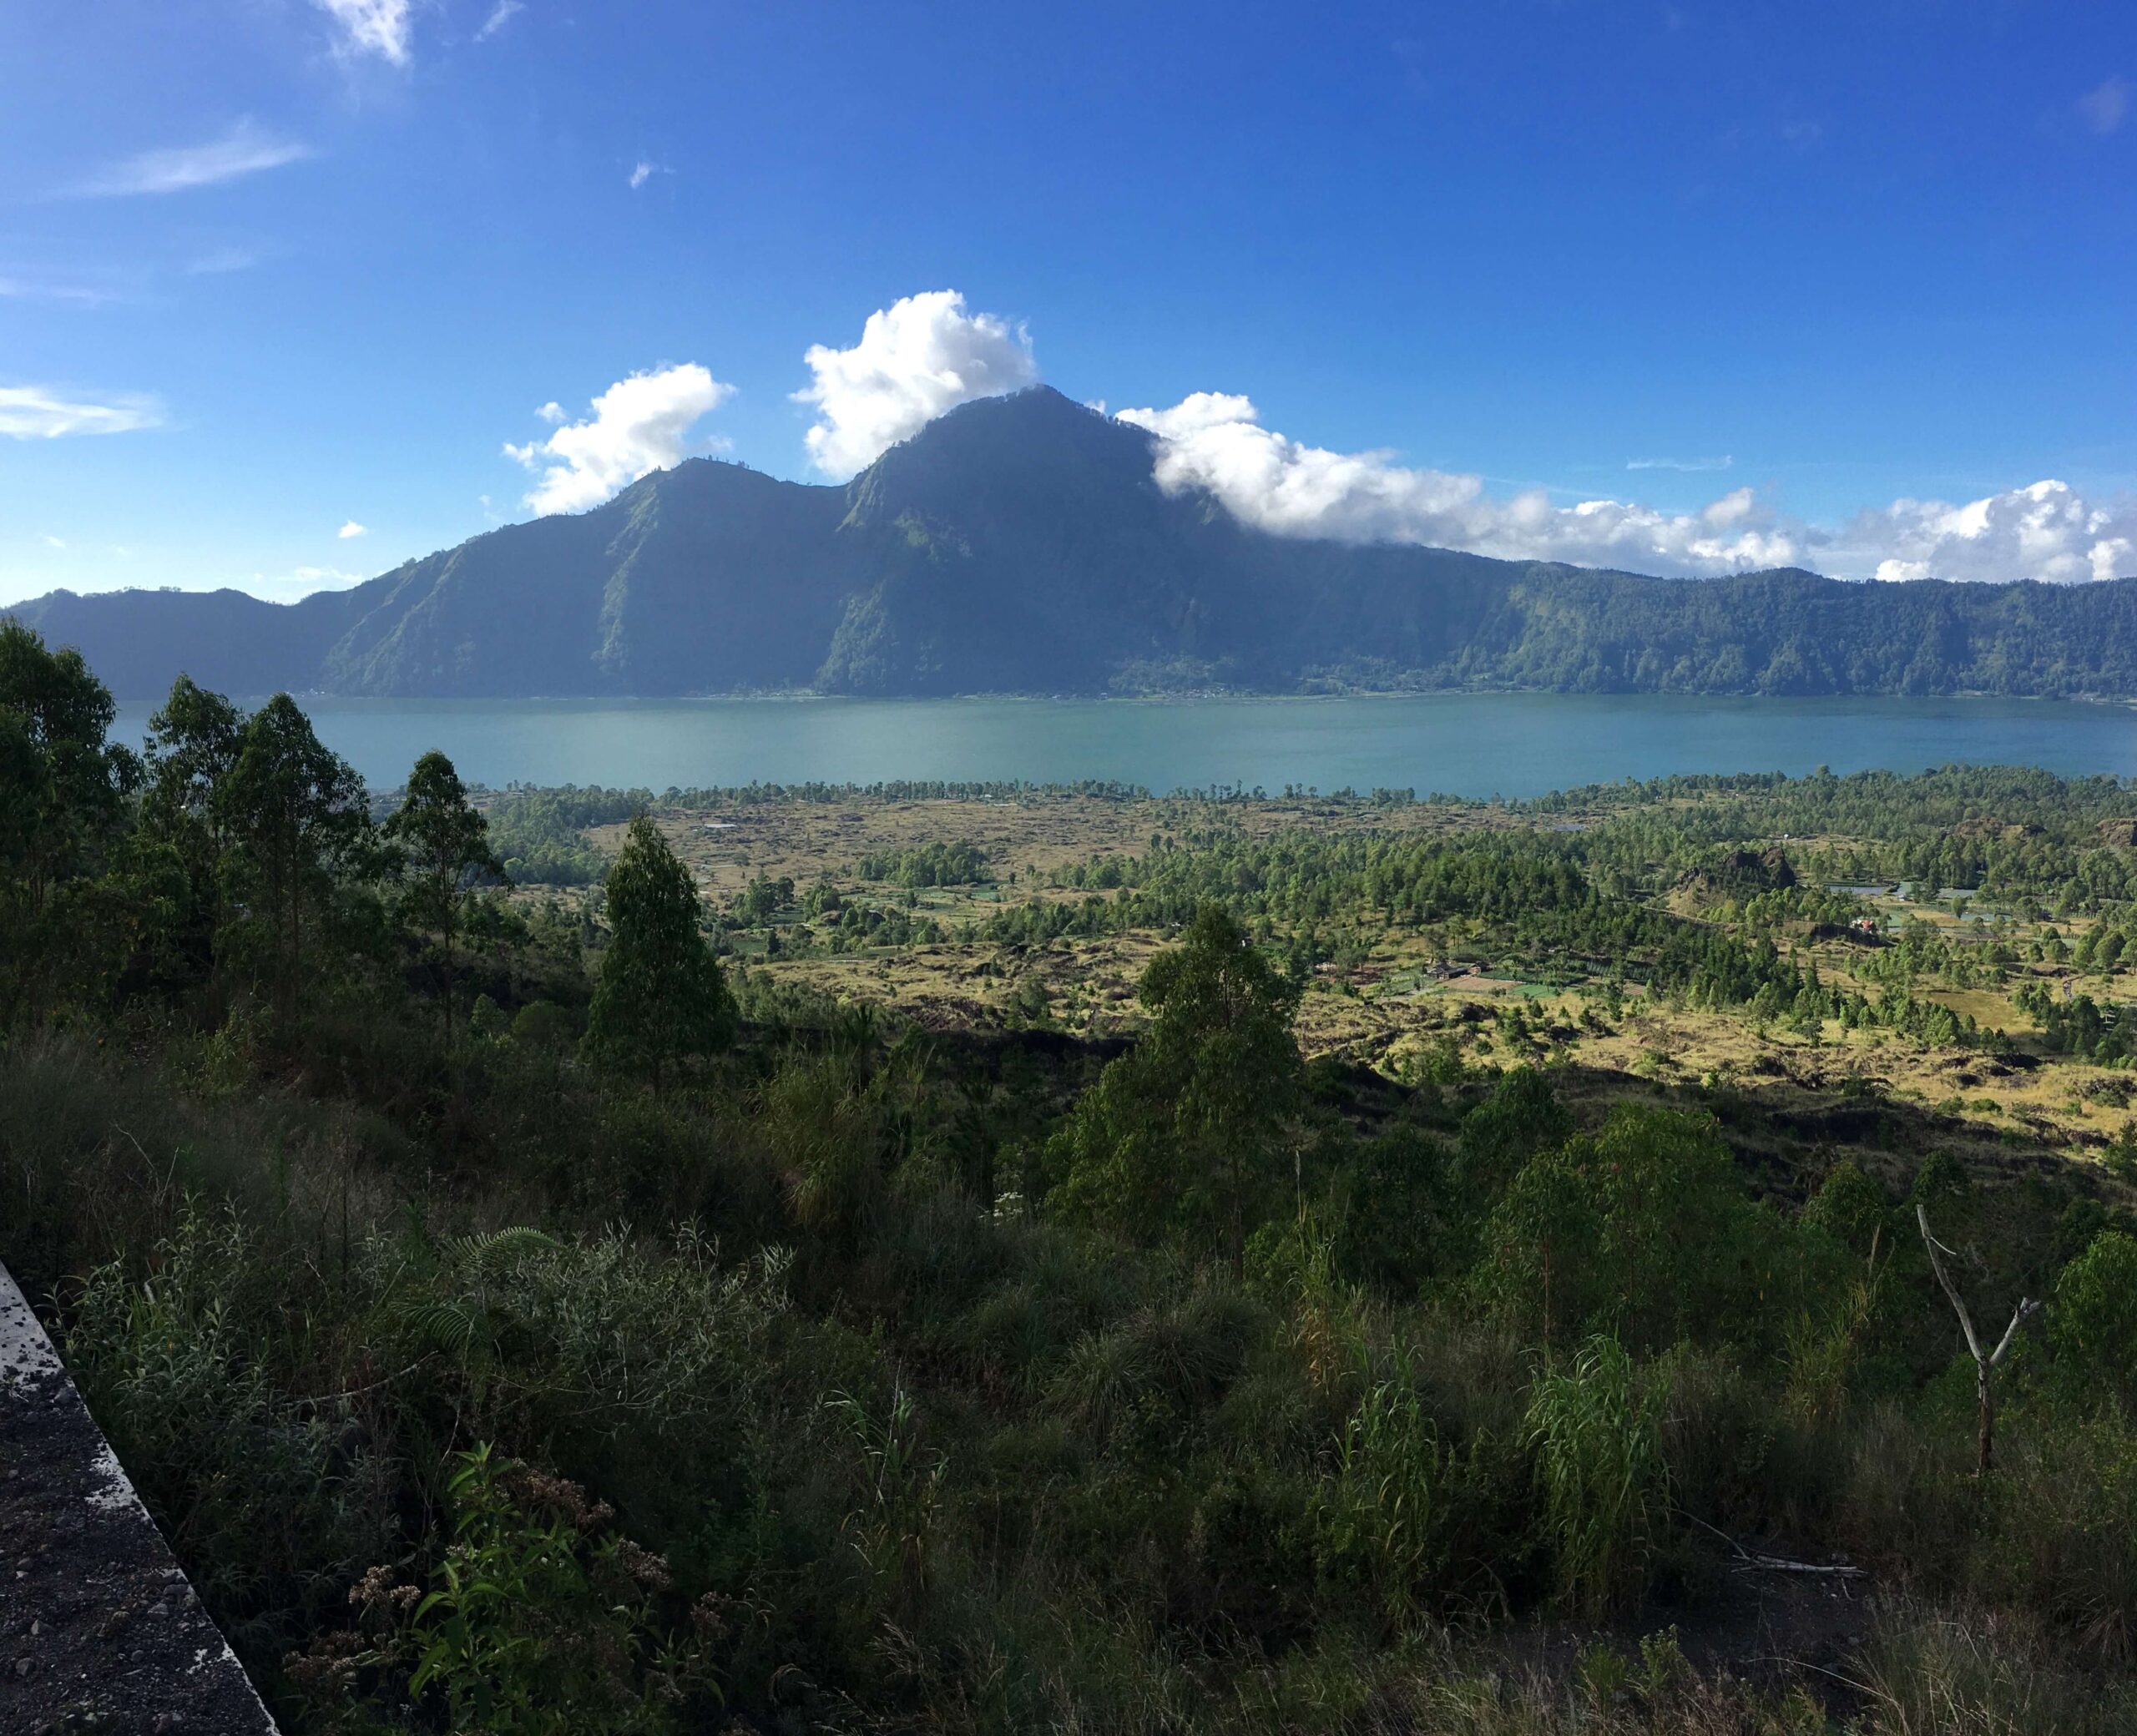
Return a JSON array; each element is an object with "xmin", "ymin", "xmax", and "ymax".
[{"xmin": 14, "ymin": 386, "xmax": 2137, "ymax": 699}]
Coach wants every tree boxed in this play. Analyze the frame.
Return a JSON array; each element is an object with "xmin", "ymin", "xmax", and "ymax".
[
  {"xmin": 386, "ymin": 751, "xmax": 508, "ymax": 1039},
  {"xmin": 0, "ymin": 622, "xmax": 139, "ymax": 1017},
  {"xmin": 0, "ymin": 620, "xmax": 134, "ymax": 913},
  {"xmin": 144, "ymin": 675, "xmax": 245, "ymax": 838},
  {"xmin": 213, "ymin": 694, "xmax": 371, "ymax": 1025},
  {"xmin": 582, "ymin": 816, "xmax": 734, "ymax": 1090},
  {"xmin": 1478, "ymin": 1105, "xmax": 1805, "ymax": 1356},
  {"xmin": 139, "ymin": 675, "xmax": 247, "ymax": 985},
  {"xmin": 2046, "ymin": 1229, "xmax": 2137, "ymax": 1419},
  {"xmin": 1049, "ymin": 903, "xmax": 1300, "ymax": 1280}
]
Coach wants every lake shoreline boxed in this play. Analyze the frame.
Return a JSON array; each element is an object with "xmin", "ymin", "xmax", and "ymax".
[{"xmin": 234, "ymin": 684, "xmax": 2137, "ymax": 709}]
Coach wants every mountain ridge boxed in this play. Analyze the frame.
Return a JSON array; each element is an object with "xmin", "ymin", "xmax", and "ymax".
[{"xmin": 14, "ymin": 386, "xmax": 2137, "ymax": 700}]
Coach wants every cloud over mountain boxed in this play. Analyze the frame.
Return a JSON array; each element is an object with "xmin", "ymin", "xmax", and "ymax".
[
  {"xmin": 505, "ymin": 364, "xmax": 733, "ymax": 515},
  {"xmin": 505, "ymin": 294, "xmax": 2129, "ymax": 585},
  {"xmin": 1119, "ymin": 392, "xmax": 2134, "ymax": 584},
  {"xmin": 1848, "ymin": 481, "xmax": 2136, "ymax": 586},
  {"xmin": 1117, "ymin": 394, "xmax": 1801, "ymax": 576},
  {"xmin": 795, "ymin": 290, "xmax": 1038, "ymax": 478}
]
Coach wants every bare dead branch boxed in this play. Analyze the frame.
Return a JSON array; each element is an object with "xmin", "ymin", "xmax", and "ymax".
[
  {"xmin": 1731, "ymin": 1556, "xmax": 1867, "ymax": 1577},
  {"xmin": 1917, "ymin": 1199, "xmax": 2043, "ymax": 1474},
  {"xmin": 1988, "ymin": 1296, "xmax": 2044, "ymax": 1369},
  {"xmin": 1916, "ymin": 1203, "xmax": 1984, "ymax": 1363}
]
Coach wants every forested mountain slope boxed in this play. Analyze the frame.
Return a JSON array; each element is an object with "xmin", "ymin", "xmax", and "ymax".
[{"xmin": 14, "ymin": 386, "xmax": 2137, "ymax": 699}]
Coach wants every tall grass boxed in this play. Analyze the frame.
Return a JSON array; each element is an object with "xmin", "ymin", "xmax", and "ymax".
[{"xmin": 1523, "ymin": 1335, "xmax": 1668, "ymax": 1615}]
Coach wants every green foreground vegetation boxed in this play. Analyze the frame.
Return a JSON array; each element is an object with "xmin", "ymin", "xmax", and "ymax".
[{"xmin": 7, "ymin": 618, "xmax": 2137, "ymax": 1733}]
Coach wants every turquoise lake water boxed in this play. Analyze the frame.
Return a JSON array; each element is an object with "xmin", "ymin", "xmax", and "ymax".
[{"xmin": 108, "ymin": 692, "xmax": 2137, "ymax": 800}]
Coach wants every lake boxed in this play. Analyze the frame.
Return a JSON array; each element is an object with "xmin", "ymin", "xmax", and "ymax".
[{"xmin": 108, "ymin": 692, "xmax": 2137, "ymax": 800}]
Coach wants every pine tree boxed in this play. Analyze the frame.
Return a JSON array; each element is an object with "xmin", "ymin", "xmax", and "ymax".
[
  {"xmin": 582, "ymin": 815, "xmax": 734, "ymax": 1089},
  {"xmin": 386, "ymin": 751, "xmax": 508, "ymax": 1039}
]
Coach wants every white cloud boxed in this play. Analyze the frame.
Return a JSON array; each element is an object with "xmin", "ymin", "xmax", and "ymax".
[
  {"xmin": 1117, "ymin": 394, "xmax": 1801, "ymax": 574},
  {"xmin": 69, "ymin": 120, "xmax": 311, "ymax": 197},
  {"xmin": 2079, "ymin": 75, "xmax": 2131, "ymax": 136},
  {"xmin": 1628, "ymin": 455, "xmax": 1732, "ymax": 473},
  {"xmin": 534, "ymin": 400, "xmax": 566, "ymax": 424},
  {"xmin": 1849, "ymin": 481, "xmax": 2136, "ymax": 586},
  {"xmin": 627, "ymin": 160, "xmax": 664, "ymax": 190},
  {"xmin": 1117, "ymin": 393, "xmax": 2137, "ymax": 584},
  {"xmin": 338, "ymin": 520, "xmax": 367, "ymax": 539},
  {"xmin": 39, "ymin": 534, "xmax": 65, "ymax": 550},
  {"xmin": 795, "ymin": 290, "xmax": 1038, "ymax": 477},
  {"xmin": 476, "ymin": 0, "xmax": 523, "ymax": 41},
  {"xmin": 0, "ymin": 386, "xmax": 165, "ymax": 439},
  {"xmin": 505, "ymin": 363, "xmax": 735, "ymax": 515},
  {"xmin": 313, "ymin": 0, "xmax": 413, "ymax": 63}
]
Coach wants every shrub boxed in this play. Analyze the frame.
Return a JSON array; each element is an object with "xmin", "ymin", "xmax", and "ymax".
[
  {"xmin": 67, "ymin": 1206, "xmax": 397, "ymax": 1656},
  {"xmin": 2046, "ymin": 1229, "xmax": 2137, "ymax": 1417},
  {"xmin": 301, "ymin": 1445, "xmax": 717, "ymax": 1734}
]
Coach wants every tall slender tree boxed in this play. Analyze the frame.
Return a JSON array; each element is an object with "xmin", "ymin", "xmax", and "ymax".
[
  {"xmin": 0, "ymin": 622, "xmax": 140, "ymax": 1018},
  {"xmin": 140, "ymin": 675, "xmax": 248, "ymax": 984},
  {"xmin": 386, "ymin": 751, "xmax": 507, "ymax": 1040},
  {"xmin": 582, "ymin": 815, "xmax": 734, "ymax": 1090},
  {"xmin": 213, "ymin": 694, "xmax": 370, "ymax": 1026}
]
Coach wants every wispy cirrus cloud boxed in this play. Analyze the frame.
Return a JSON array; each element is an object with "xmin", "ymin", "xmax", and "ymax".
[
  {"xmin": 0, "ymin": 386, "xmax": 165, "ymax": 440},
  {"xmin": 2079, "ymin": 75, "xmax": 2131, "ymax": 136},
  {"xmin": 68, "ymin": 120, "xmax": 311, "ymax": 198},
  {"xmin": 476, "ymin": 0, "xmax": 524, "ymax": 41},
  {"xmin": 1627, "ymin": 455, "xmax": 1733, "ymax": 473},
  {"xmin": 0, "ymin": 275, "xmax": 119, "ymax": 306}
]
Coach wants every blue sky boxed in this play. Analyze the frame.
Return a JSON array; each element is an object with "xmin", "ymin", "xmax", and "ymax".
[{"xmin": 3, "ymin": 0, "xmax": 2133, "ymax": 605}]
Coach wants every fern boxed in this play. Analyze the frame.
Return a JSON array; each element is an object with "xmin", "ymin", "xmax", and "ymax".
[{"xmin": 386, "ymin": 1227, "xmax": 562, "ymax": 1370}]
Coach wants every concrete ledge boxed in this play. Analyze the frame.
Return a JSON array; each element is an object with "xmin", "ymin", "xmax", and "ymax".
[{"xmin": 0, "ymin": 1262, "xmax": 278, "ymax": 1733}]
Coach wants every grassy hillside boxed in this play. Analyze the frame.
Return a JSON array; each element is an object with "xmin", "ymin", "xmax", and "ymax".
[{"xmin": 9, "ymin": 630, "xmax": 2137, "ymax": 1730}]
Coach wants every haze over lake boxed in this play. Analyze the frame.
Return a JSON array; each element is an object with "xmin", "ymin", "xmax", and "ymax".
[{"xmin": 109, "ymin": 692, "xmax": 2137, "ymax": 798}]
